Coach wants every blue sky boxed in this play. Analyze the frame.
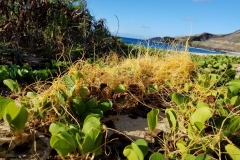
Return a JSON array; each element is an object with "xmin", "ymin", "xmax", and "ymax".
[{"xmin": 87, "ymin": 0, "xmax": 240, "ymax": 39}]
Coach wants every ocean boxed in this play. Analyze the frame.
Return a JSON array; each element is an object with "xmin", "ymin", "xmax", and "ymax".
[{"xmin": 121, "ymin": 37, "xmax": 225, "ymax": 55}]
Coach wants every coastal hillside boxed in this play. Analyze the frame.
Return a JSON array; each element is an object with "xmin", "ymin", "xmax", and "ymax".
[
  {"xmin": 150, "ymin": 30, "xmax": 240, "ymax": 53},
  {"xmin": 186, "ymin": 30, "xmax": 240, "ymax": 52}
]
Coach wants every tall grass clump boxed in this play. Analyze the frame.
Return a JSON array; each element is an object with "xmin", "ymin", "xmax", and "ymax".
[{"xmin": 28, "ymin": 49, "xmax": 196, "ymax": 119}]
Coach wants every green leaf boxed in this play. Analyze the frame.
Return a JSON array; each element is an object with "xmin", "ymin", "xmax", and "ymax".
[
  {"xmin": 50, "ymin": 132, "xmax": 76, "ymax": 157},
  {"xmin": 224, "ymin": 69, "xmax": 236, "ymax": 79},
  {"xmin": 135, "ymin": 139, "xmax": 148, "ymax": 157},
  {"xmin": 194, "ymin": 122, "xmax": 205, "ymax": 131},
  {"xmin": 0, "ymin": 65, "xmax": 9, "ymax": 81},
  {"xmin": 147, "ymin": 83, "xmax": 158, "ymax": 93},
  {"xmin": 165, "ymin": 108, "xmax": 178, "ymax": 133},
  {"xmin": 49, "ymin": 122, "xmax": 69, "ymax": 135},
  {"xmin": 17, "ymin": 69, "xmax": 28, "ymax": 77},
  {"xmin": 131, "ymin": 142, "xmax": 144, "ymax": 160},
  {"xmin": 81, "ymin": 112, "xmax": 102, "ymax": 122},
  {"xmin": 3, "ymin": 79, "xmax": 21, "ymax": 93},
  {"xmin": 196, "ymin": 102, "xmax": 210, "ymax": 108},
  {"xmin": 114, "ymin": 84, "xmax": 127, "ymax": 93},
  {"xmin": 83, "ymin": 116, "xmax": 101, "ymax": 127},
  {"xmin": 176, "ymin": 140, "xmax": 187, "ymax": 151},
  {"xmin": 225, "ymin": 144, "xmax": 240, "ymax": 160},
  {"xmin": 69, "ymin": 124, "xmax": 79, "ymax": 137},
  {"xmin": 79, "ymin": 86, "xmax": 90, "ymax": 98},
  {"xmin": 190, "ymin": 107, "xmax": 212, "ymax": 126},
  {"xmin": 170, "ymin": 93, "xmax": 190, "ymax": 110},
  {"xmin": 26, "ymin": 92, "xmax": 37, "ymax": 98},
  {"xmin": 38, "ymin": 69, "xmax": 49, "ymax": 80},
  {"xmin": 226, "ymin": 79, "xmax": 240, "ymax": 96},
  {"xmin": 73, "ymin": 71, "xmax": 83, "ymax": 79},
  {"xmin": 85, "ymin": 98, "xmax": 97, "ymax": 110},
  {"xmin": 97, "ymin": 99, "xmax": 113, "ymax": 112},
  {"xmin": 149, "ymin": 153, "xmax": 166, "ymax": 160},
  {"xmin": 195, "ymin": 153, "xmax": 212, "ymax": 160},
  {"xmin": 79, "ymin": 118, "xmax": 102, "ymax": 155},
  {"xmin": 78, "ymin": 134, "xmax": 95, "ymax": 155},
  {"xmin": 61, "ymin": 75, "xmax": 75, "ymax": 97},
  {"xmin": 197, "ymin": 60, "xmax": 206, "ymax": 67},
  {"xmin": 147, "ymin": 109, "xmax": 159, "ymax": 133},
  {"xmin": 123, "ymin": 145, "xmax": 139, "ymax": 160},
  {"xmin": 72, "ymin": 98, "xmax": 86, "ymax": 115},
  {"xmin": 0, "ymin": 96, "xmax": 13, "ymax": 119},
  {"xmin": 226, "ymin": 116, "xmax": 240, "ymax": 135},
  {"xmin": 92, "ymin": 132, "xmax": 103, "ymax": 156},
  {"xmin": 184, "ymin": 154, "xmax": 196, "ymax": 160},
  {"xmin": 54, "ymin": 89, "xmax": 67, "ymax": 104},
  {"xmin": 230, "ymin": 96, "xmax": 240, "ymax": 106},
  {"xmin": 5, "ymin": 102, "xmax": 28, "ymax": 131}
]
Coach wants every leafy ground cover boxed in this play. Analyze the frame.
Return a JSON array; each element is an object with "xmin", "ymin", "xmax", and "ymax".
[
  {"xmin": 1, "ymin": 48, "xmax": 240, "ymax": 159},
  {"xmin": 2, "ymin": 1, "xmax": 240, "ymax": 159}
]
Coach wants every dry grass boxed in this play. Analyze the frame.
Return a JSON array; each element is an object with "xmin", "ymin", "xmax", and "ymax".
[{"xmin": 30, "ymin": 50, "xmax": 196, "ymax": 114}]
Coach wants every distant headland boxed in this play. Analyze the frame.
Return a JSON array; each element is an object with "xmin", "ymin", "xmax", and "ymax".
[{"xmin": 149, "ymin": 30, "xmax": 240, "ymax": 53}]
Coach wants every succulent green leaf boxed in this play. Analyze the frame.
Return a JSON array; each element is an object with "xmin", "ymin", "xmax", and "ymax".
[
  {"xmin": 79, "ymin": 118, "xmax": 102, "ymax": 156},
  {"xmin": 54, "ymin": 89, "xmax": 67, "ymax": 104},
  {"xmin": 131, "ymin": 142, "xmax": 144, "ymax": 160},
  {"xmin": 72, "ymin": 98, "xmax": 86, "ymax": 115},
  {"xmin": 69, "ymin": 124, "xmax": 79, "ymax": 137},
  {"xmin": 226, "ymin": 79, "xmax": 240, "ymax": 96},
  {"xmin": 170, "ymin": 93, "xmax": 190, "ymax": 110},
  {"xmin": 92, "ymin": 132, "xmax": 103, "ymax": 156},
  {"xmin": 190, "ymin": 107, "xmax": 212, "ymax": 126},
  {"xmin": 0, "ymin": 96, "xmax": 13, "ymax": 119},
  {"xmin": 79, "ymin": 134, "xmax": 95, "ymax": 155},
  {"xmin": 147, "ymin": 83, "xmax": 158, "ymax": 93},
  {"xmin": 123, "ymin": 145, "xmax": 139, "ymax": 160},
  {"xmin": 147, "ymin": 109, "xmax": 159, "ymax": 133},
  {"xmin": 49, "ymin": 122, "xmax": 69, "ymax": 135},
  {"xmin": 225, "ymin": 144, "xmax": 240, "ymax": 160},
  {"xmin": 81, "ymin": 112, "xmax": 102, "ymax": 122},
  {"xmin": 73, "ymin": 71, "xmax": 83, "ymax": 79},
  {"xmin": 197, "ymin": 60, "xmax": 206, "ymax": 67},
  {"xmin": 79, "ymin": 86, "xmax": 90, "ymax": 98},
  {"xmin": 165, "ymin": 108, "xmax": 178, "ymax": 133},
  {"xmin": 114, "ymin": 84, "xmax": 127, "ymax": 93},
  {"xmin": 61, "ymin": 75, "xmax": 76, "ymax": 97},
  {"xmin": 26, "ymin": 92, "xmax": 37, "ymax": 98},
  {"xmin": 83, "ymin": 116, "xmax": 101, "ymax": 126},
  {"xmin": 196, "ymin": 102, "xmax": 210, "ymax": 108},
  {"xmin": 184, "ymin": 154, "xmax": 196, "ymax": 160},
  {"xmin": 149, "ymin": 153, "xmax": 167, "ymax": 160},
  {"xmin": 97, "ymin": 99, "xmax": 113, "ymax": 112},
  {"xmin": 195, "ymin": 153, "xmax": 212, "ymax": 160},
  {"xmin": 194, "ymin": 122, "xmax": 205, "ymax": 131},
  {"xmin": 50, "ymin": 132, "xmax": 76, "ymax": 157},
  {"xmin": 226, "ymin": 116, "xmax": 240, "ymax": 135},
  {"xmin": 3, "ymin": 79, "xmax": 21, "ymax": 93},
  {"xmin": 230, "ymin": 96, "xmax": 240, "ymax": 106},
  {"xmin": 85, "ymin": 98, "xmax": 97, "ymax": 110},
  {"xmin": 4, "ymin": 102, "xmax": 28, "ymax": 131},
  {"xmin": 135, "ymin": 139, "xmax": 148, "ymax": 157},
  {"xmin": 176, "ymin": 140, "xmax": 187, "ymax": 151}
]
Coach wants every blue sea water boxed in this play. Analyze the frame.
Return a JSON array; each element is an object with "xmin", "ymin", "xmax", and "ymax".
[{"xmin": 121, "ymin": 37, "xmax": 225, "ymax": 55}]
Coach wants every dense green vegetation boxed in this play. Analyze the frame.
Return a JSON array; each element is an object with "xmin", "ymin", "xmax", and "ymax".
[{"xmin": 0, "ymin": 0, "xmax": 126, "ymax": 64}]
